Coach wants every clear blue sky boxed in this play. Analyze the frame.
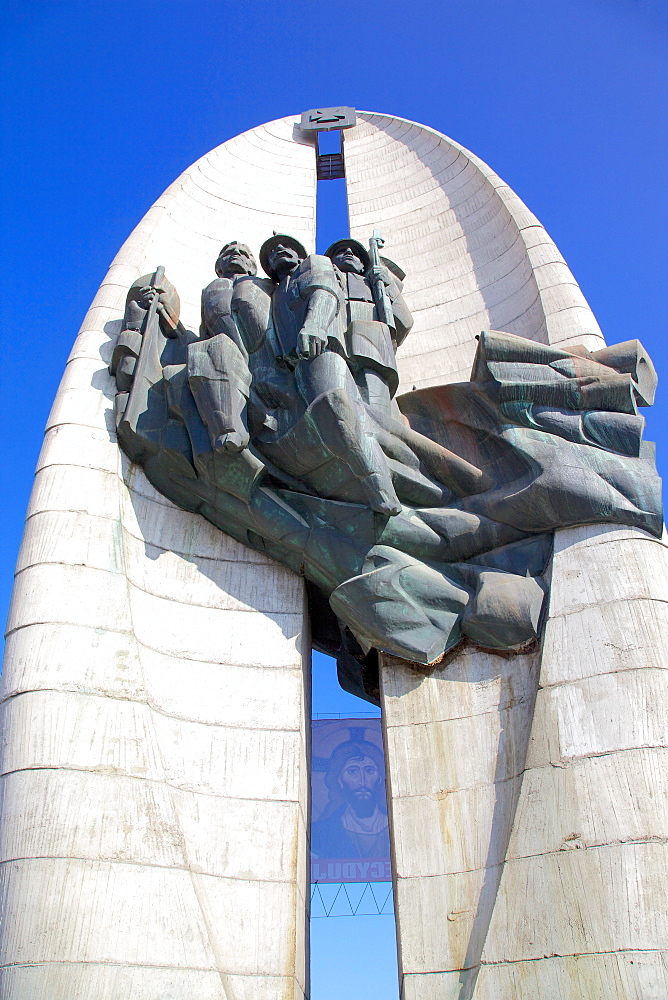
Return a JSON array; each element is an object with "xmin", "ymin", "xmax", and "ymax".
[{"xmin": 1, "ymin": 2, "xmax": 666, "ymax": 997}]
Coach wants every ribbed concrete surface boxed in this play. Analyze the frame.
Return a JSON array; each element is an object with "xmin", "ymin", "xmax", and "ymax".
[
  {"xmin": 1, "ymin": 115, "xmax": 315, "ymax": 1000},
  {"xmin": 346, "ymin": 112, "xmax": 605, "ymax": 390},
  {"xmin": 357, "ymin": 113, "xmax": 667, "ymax": 998},
  {"xmin": 381, "ymin": 527, "xmax": 668, "ymax": 1000},
  {"xmin": 3, "ymin": 109, "xmax": 665, "ymax": 1000}
]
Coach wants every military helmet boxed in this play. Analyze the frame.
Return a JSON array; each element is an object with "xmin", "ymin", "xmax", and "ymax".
[
  {"xmin": 325, "ymin": 238, "xmax": 405, "ymax": 281},
  {"xmin": 325, "ymin": 238, "xmax": 371, "ymax": 271},
  {"xmin": 259, "ymin": 234, "xmax": 308, "ymax": 280}
]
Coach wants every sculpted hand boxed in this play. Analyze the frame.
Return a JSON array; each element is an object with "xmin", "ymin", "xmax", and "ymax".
[
  {"xmin": 139, "ymin": 286, "xmax": 171, "ymax": 314},
  {"xmin": 138, "ymin": 285, "xmax": 179, "ymax": 337},
  {"xmin": 369, "ymin": 265, "xmax": 391, "ymax": 286},
  {"xmin": 297, "ymin": 326, "xmax": 327, "ymax": 360},
  {"xmin": 138, "ymin": 286, "xmax": 158, "ymax": 309}
]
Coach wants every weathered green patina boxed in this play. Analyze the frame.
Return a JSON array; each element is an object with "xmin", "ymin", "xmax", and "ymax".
[{"xmin": 112, "ymin": 238, "xmax": 662, "ymax": 703}]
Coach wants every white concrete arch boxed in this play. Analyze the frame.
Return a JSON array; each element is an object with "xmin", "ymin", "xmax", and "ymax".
[{"xmin": 3, "ymin": 109, "xmax": 666, "ymax": 1000}]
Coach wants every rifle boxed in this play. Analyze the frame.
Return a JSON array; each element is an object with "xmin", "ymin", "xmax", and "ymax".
[
  {"xmin": 118, "ymin": 265, "xmax": 166, "ymax": 447},
  {"xmin": 368, "ymin": 229, "xmax": 395, "ymax": 333}
]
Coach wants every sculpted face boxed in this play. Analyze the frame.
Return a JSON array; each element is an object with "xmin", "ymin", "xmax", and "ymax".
[
  {"xmin": 268, "ymin": 242, "xmax": 302, "ymax": 279},
  {"xmin": 332, "ymin": 246, "xmax": 365, "ymax": 275},
  {"xmin": 338, "ymin": 755, "xmax": 382, "ymax": 817},
  {"xmin": 216, "ymin": 242, "xmax": 255, "ymax": 278}
]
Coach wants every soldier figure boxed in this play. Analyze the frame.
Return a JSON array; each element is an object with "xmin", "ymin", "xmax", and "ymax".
[
  {"xmin": 233, "ymin": 235, "xmax": 403, "ymax": 516},
  {"xmin": 187, "ymin": 241, "xmax": 268, "ymax": 454},
  {"xmin": 325, "ymin": 238, "xmax": 413, "ymax": 420}
]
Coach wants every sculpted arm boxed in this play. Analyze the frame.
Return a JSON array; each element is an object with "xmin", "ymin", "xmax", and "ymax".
[
  {"xmin": 200, "ymin": 279, "xmax": 247, "ymax": 357},
  {"xmin": 139, "ymin": 282, "xmax": 201, "ymax": 352},
  {"xmin": 294, "ymin": 256, "xmax": 343, "ymax": 360},
  {"xmin": 111, "ymin": 273, "xmax": 185, "ymax": 392},
  {"xmin": 390, "ymin": 285, "xmax": 413, "ymax": 347},
  {"xmin": 231, "ymin": 276, "xmax": 274, "ymax": 355},
  {"xmin": 367, "ymin": 264, "xmax": 413, "ymax": 347},
  {"xmin": 297, "ymin": 287, "xmax": 339, "ymax": 359}
]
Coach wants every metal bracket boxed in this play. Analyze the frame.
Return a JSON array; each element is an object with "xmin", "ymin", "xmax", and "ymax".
[{"xmin": 300, "ymin": 106, "xmax": 357, "ymax": 132}]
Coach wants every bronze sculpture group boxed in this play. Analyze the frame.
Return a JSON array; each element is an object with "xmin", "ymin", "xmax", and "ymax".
[{"xmin": 112, "ymin": 235, "xmax": 662, "ymax": 701}]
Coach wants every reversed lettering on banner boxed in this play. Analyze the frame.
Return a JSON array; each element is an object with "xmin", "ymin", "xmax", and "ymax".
[{"xmin": 311, "ymin": 719, "xmax": 391, "ymax": 883}]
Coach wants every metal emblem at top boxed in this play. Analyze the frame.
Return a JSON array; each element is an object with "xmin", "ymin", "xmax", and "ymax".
[{"xmin": 300, "ymin": 107, "xmax": 357, "ymax": 132}]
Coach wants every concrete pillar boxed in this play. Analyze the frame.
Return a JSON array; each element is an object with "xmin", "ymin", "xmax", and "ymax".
[
  {"xmin": 1, "ymin": 115, "xmax": 316, "ymax": 1000},
  {"xmin": 347, "ymin": 113, "xmax": 667, "ymax": 998},
  {"xmin": 380, "ymin": 645, "xmax": 540, "ymax": 999},
  {"xmin": 478, "ymin": 524, "xmax": 668, "ymax": 999},
  {"xmin": 380, "ymin": 525, "xmax": 668, "ymax": 999}
]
